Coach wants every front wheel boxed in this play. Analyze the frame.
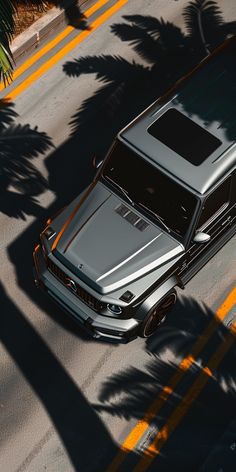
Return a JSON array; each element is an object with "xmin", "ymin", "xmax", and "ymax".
[{"xmin": 140, "ymin": 291, "xmax": 177, "ymax": 338}]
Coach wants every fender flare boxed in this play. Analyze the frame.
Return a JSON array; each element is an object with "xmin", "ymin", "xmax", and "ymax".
[{"xmin": 134, "ymin": 275, "xmax": 178, "ymax": 322}]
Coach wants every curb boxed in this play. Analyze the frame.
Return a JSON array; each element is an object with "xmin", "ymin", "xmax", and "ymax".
[{"xmin": 11, "ymin": 0, "xmax": 94, "ymax": 63}]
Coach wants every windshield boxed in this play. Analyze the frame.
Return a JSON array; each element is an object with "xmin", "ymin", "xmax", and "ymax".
[{"xmin": 102, "ymin": 141, "xmax": 198, "ymax": 239}]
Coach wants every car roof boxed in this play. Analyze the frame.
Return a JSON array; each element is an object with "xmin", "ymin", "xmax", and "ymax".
[{"xmin": 120, "ymin": 37, "xmax": 236, "ymax": 195}]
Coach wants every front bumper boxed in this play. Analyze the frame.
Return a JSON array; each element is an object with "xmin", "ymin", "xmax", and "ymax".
[{"xmin": 33, "ymin": 245, "xmax": 139, "ymax": 342}]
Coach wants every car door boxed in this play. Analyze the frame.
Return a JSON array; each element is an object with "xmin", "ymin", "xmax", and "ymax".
[{"xmin": 187, "ymin": 174, "xmax": 236, "ymax": 268}]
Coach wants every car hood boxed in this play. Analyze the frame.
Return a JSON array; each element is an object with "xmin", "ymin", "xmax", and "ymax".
[{"xmin": 54, "ymin": 182, "xmax": 184, "ymax": 294}]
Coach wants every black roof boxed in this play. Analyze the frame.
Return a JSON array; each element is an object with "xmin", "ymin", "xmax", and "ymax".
[
  {"xmin": 120, "ymin": 37, "xmax": 236, "ymax": 194},
  {"xmin": 147, "ymin": 108, "xmax": 222, "ymax": 166}
]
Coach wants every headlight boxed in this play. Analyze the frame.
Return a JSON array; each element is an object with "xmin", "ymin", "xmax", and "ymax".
[{"xmin": 107, "ymin": 304, "xmax": 123, "ymax": 315}]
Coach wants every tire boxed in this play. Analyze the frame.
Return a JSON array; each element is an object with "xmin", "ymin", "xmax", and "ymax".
[{"xmin": 140, "ymin": 290, "xmax": 177, "ymax": 338}]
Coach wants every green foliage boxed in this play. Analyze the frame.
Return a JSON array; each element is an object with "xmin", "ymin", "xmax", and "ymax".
[
  {"xmin": 0, "ymin": 0, "xmax": 45, "ymax": 84},
  {"xmin": 0, "ymin": 0, "xmax": 15, "ymax": 84}
]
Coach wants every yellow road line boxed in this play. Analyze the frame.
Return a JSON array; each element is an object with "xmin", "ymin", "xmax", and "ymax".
[
  {"xmin": 134, "ymin": 314, "xmax": 236, "ymax": 471},
  {"xmin": 4, "ymin": 0, "xmax": 129, "ymax": 101},
  {"xmin": 0, "ymin": 0, "xmax": 111, "ymax": 93},
  {"xmin": 107, "ymin": 287, "xmax": 236, "ymax": 471}
]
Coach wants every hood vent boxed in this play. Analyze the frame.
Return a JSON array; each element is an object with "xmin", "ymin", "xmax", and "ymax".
[{"xmin": 115, "ymin": 203, "xmax": 149, "ymax": 231}]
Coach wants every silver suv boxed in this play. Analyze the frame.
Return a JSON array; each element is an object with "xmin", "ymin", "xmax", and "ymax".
[{"xmin": 33, "ymin": 38, "xmax": 236, "ymax": 342}]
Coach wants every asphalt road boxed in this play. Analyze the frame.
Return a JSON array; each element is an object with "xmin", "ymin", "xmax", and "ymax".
[{"xmin": 0, "ymin": 1, "xmax": 236, "ymax": 471}]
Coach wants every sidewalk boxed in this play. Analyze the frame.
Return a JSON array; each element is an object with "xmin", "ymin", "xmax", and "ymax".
[{"xmin": 12, "ymin": 0, "xmax": 93, "ymax": 64}]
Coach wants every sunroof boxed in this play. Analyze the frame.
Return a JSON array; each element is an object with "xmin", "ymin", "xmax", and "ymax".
[{"xmin": 147, "ymin": 108, "xmax": 222, "ymax": 165}]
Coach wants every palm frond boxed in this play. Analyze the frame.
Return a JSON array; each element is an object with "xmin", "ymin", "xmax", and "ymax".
[
  {"xmin": 123, "ymin": 14, "xmax": 162, "ymax": 38},
  {"xmin": 0, "ymin": 43, "xmax": 13, "ymax": 85},
  {"xmin": 64, "ymin": 55, "xmax": 145, "ymax": 84},
  {"xmin": 111, "ymin": 23, "xmax": 162, "ymax": 64},
  {"xmin": 0, "ymin": 99, "xmax": 17, "ymax": 129},
  {"xmin": 0, "ymin": 0, "xmax": 15, "ymax": 82},
  {"xmin": 0, "ymin": 101, "xmax": 52, "ymax": 201},
  {"xmin": 98, "ymin": 366, "xmax": 150, "ymax": 403},
  {"xmin": 67, "ymin": 56, "xmax": 148, "ymax": 137},
  {"xmin": 0, "ymin": 123, "xmax": 52, "ymax": 159},
  {"xmin": 0, "ymin": 0, "xmax": 46, "ymax": 83},
  {"xmin": 183, "ymin": 0, "xmax": 224, "ymax": 52},
  {"xmin": 0, "ymin": 0, "xmax": 16, "ymax": 42}
]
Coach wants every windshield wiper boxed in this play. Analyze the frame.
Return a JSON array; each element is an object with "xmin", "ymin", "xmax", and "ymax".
[
  {"xmin": 105, "ymin": 176, "xmax": 134, "ymax": 206},
  {"xmin": 138, "ymin": 202, "xmax": 171, "ymax": 233}
]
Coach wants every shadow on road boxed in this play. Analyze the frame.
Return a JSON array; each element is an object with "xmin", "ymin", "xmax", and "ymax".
[
  {"xmin": 7, "ymin": 0, "xmax": 235, "ymax": 331},
  {"xmin": 63, "ymin": 0, "xmax": 236, "ymax": 142},
  {"xmin": 95, "ymin": 297, "xmax": 236, "ymax": 470},
  {"xmin": 0, "ymin": 100, "xmax": 52, "ymax": 219},
  {"xmin": 4, "ymin": 1, "xmax": 236, "ymax": 470},
  {"xmin": 1, "ymin": 281, "xmax": 120, "ymax": 471}
]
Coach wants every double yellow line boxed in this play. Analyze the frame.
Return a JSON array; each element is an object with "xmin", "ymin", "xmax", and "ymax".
[
  {"xmin": 108, "ymin": 287, "xmax": 236, "ymax": 471},
  {"xmin": 3, "ymin": 3, "xmax": 235, "ymax": 467},
  {"xmin": 1, "ymin": 0, "xmax": 129, "ymax": 101}
]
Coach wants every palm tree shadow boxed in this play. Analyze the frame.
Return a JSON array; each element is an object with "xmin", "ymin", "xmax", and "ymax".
[
  {"xmin": 95, "ymin": 297, "xmax": 236, "ymax": 469},
  {"xmin": 0, "ymin": 100, "xmax": 52, "ymax": 219},
  {"xmin": 5, "ymin": 3, "xmax": 236, "ymax": 469},
  {"xmin": 0, "ymin": 281, "xmax": 122, "ymax": 471},
  {"xmin": 6, "ymin": 0, "xmax": 236, "ymax": 381},
  {"xmin": 63, "ymin": 0, "xmax": 236, "ymax": 144}
]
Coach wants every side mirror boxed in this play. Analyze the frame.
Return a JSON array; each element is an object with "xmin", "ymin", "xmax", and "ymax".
[
  {"xmin": 92, "ymin": 154, "xmax": 104, "ymax": 169},
  {"xmin": 193, "ymin": 231, "xmax": 211, "ymax": 244}
]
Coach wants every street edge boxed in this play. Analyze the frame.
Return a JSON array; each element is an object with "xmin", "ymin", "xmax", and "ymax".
[{"xmin": 11, "ymin": 0, "xmax": 95, "ymax": 63}]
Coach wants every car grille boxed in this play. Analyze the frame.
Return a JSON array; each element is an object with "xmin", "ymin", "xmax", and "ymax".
[{"xmin": 47, "ymin": 258, "xmax": 103, "ymax": 313}]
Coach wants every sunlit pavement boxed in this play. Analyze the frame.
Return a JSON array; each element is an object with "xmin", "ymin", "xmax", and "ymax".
[{"xmin": 0, "ymin": 1, "xmax": 235, "ymax": 471}]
